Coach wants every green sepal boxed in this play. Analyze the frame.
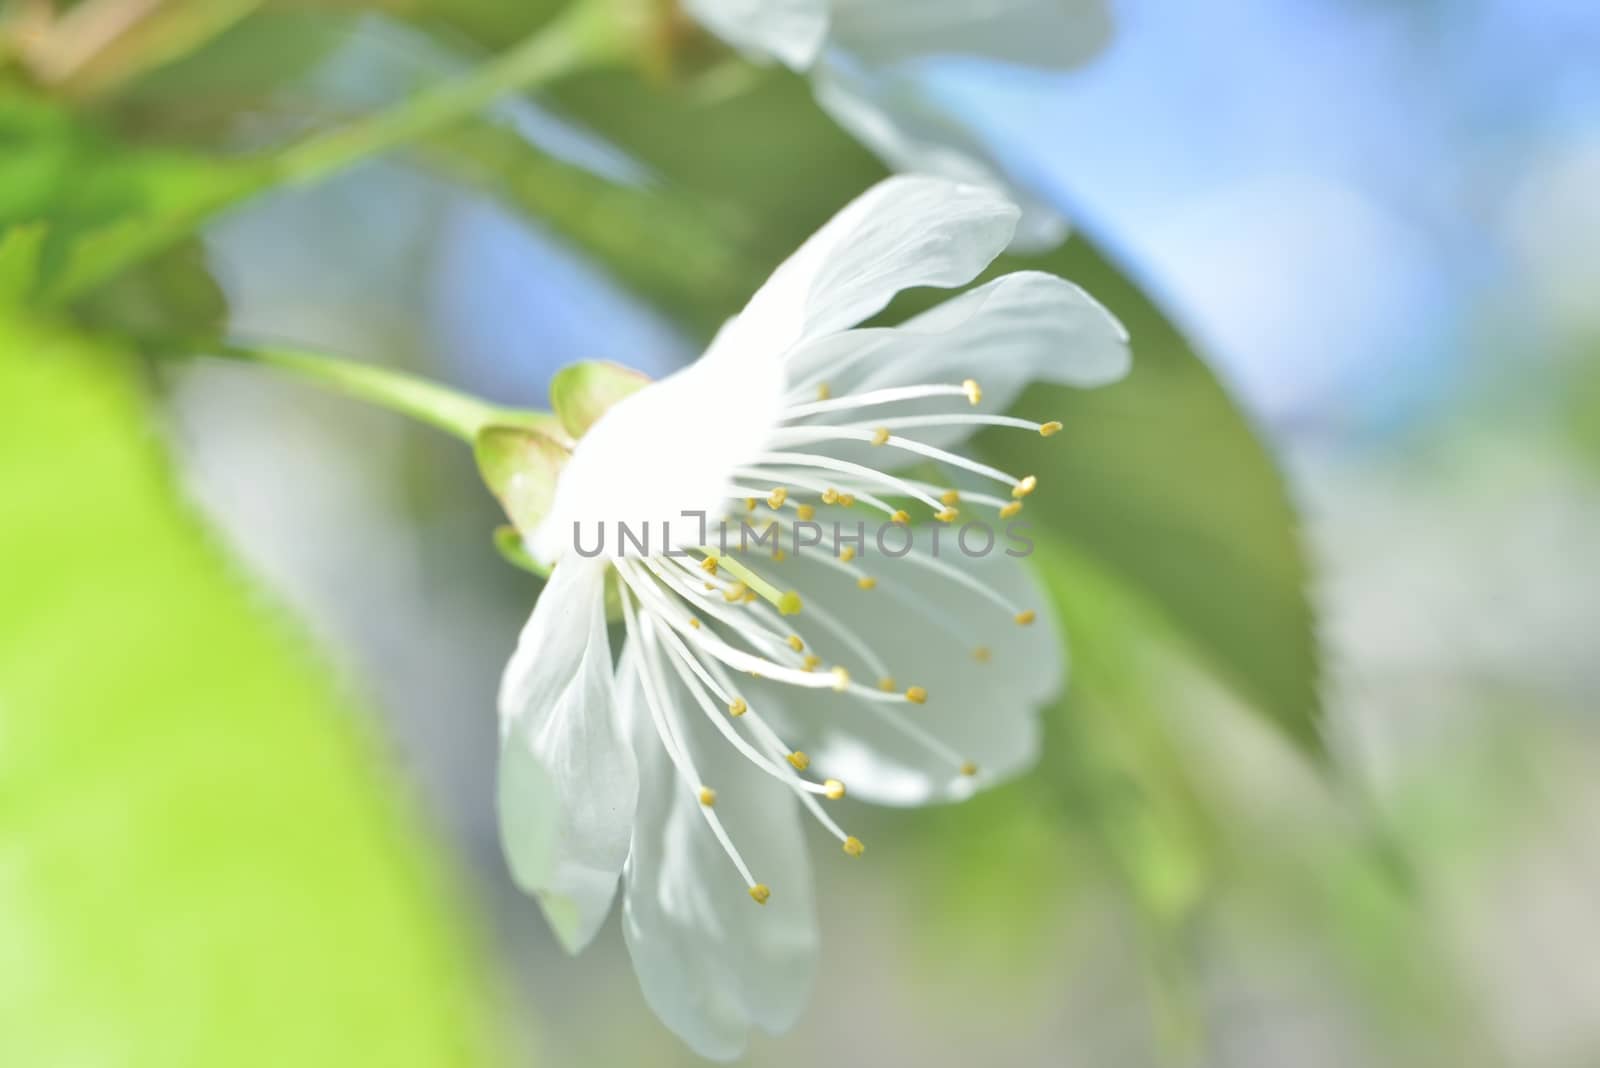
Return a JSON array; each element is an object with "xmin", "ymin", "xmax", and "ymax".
[
  {"xmin": 492, "ymin": 525, "xmax": 550, "ymax": 577},
  {"xmin": 492, "ymin": 408, "xmax": 569, "ymax": 439},
  {"xmin": 549, "ymin": 359, "xmax": 649, "ymax": 440},
  {"xmin": 602, "ymin": 568, "xmax": 626, "ymax": 624},
  {"xmin": 473, "ymin": 423, "xmax": 570, "ymax": 535}
]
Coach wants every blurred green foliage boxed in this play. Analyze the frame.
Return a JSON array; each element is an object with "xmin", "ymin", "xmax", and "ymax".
[
  {"xmin": 0, "ymin": 87, "xmax": 245, "ymax": 301},
  {"xmin": 0, "ymin": 314, "xmax": 500, "ymax": 1065}
]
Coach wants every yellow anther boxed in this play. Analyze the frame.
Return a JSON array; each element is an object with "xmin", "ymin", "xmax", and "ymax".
[
  {"xmin": 935, "ymin": 508, "xmax": 959, "ymax": 523},
  {"xmin": 778, "ymin": 590, "xmax": 803, "ymax": 616},
  {"xmin": 999, "ymin": 501, "xmax": 1023, "ymax": 520},
  {"xmin": 871, "ymin": 427, "xmax": 890, "ymax": 446},
  {"xmin": 816, "ymin": 382, "xmax": 831, "ymax": 400},
  {"xmin": 959, "ymin": 761, "xmax": 979, "ymax": 777},
  {"xmin": 786, "ymin": 634, "xmax": 805, "ymax": 653},
  {"xmin": 839, "ymin": 546, "xmax": 857, "ymax": 563},
  {"xmin": 700, "ymin": 556, "xmax": 718, "ymax": 575},
  {"xmin": 838, "ymin": 493, "xmax": 856, "ymax": 508},
  {"xmin": 749, "ymin": 884, "xmax": 771, "ymax": 905},
  {"xmin": 824, "ymin": 779, "xmax": 846, "ymax": 800},
  {"xmin": 821, "ymin": 488, "xmax": 839, "ymax": 504},
  {"xmin": 1012, "ymin": 475, "xmax": 1038, "ymax": 498},
  {"xmin": 689, "ymin": 617, "xmax": 702, "ymax": 630},
  {"xmin": 723, "ymin": 581, "xmax": 748, "ymax": 603},
  {"xmin": 877, "ymin": 676, "xmax": 897, "ymax": 693},
  {"xmin": 974, "ymin": 646, "xmax": 992, "ymax": 663},
  {"xmin": 1040, "ymin": 420, "xmax": 1063, "ymax": 437},
  {"xmin": 698, "ymin": 787, "xmax": 717, "ymax": 807},
  {"xmin": 905, "ymin": 686, "xmax": 928, "ymax": 705},
  {"xmin": 940, "ymin": 489, "xmax": 961, "ymax": 506},
  {"xmin": 772, "ymin": 548, "xmax": 787, "ymax": 562},
  {"xmin": 787, "ymin": 751, "xmax": 811, "ymax": 771},
  {"xmin": 796, "ymin": 503, "xmax": 816, "ymax": 521},
  {"xmin": 1015, "ymin": 610, "xmax": 1037, "ymax": 626},
  {"xmin": 857, "ymin": 576, "xmax": 877, "ymax": 591},
  {"xmin": 802, "ymin": 654, "xmax": 822, "ymax": 671},
  {"xmin": 842, "ymin": 836, "xmax": 865, "ymax": 857},
  {"xmin": 742, "ymin": 590, "xmax": 758, "ymax": 604},
  {"xmin": 830, "ymin": 666, "xmax": 850, "ymax": 691},
  {"xmin": 728, "ymin": 697, "xmax": 748, "ymax": 717},
  {"xmin": 703, "ymin": 582, "xmax": 716, "ymax": 591},
  {"xmin": 890, "ymin": 510, "xmax": 910, "ymax": 525},
  {"xmin": 745, "ymin": 497, "xmax": 757, "ymax": 512},
  {"xmin": 962, "ymin": 378, "xmax": 982, "ymax": 405},
  {"xmin": 767, "ymin": 487, "xmax": 789, "ymax": 510}
]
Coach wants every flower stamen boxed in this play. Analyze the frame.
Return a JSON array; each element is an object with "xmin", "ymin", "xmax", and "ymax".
[
  {"xmin": 765, "ymin": 430, "xmax": 1022, "ymax": 492},
  {"xmin": 619, "ymin": 563, "xmax": 835, "ymax": 690},
  {"xmin": 734, "ymin": 468, "xmax": 900, "ymax": 521},
  {"xmin": 702, "ymin": 551, "xmax": 803, "ymax": 616},
  {"xmin": 817, "ymin": 413, "xmax": 1058, "ymax": 436},
  {"xmin": 751, "ymin": 450, "xmax": 946, "ymax": 513},
  {"xmin": 780, "ymin": 382, "xmax": 979, "ymax": 420},
  {"xmin": 651, "ymin": 620, "xmax": 843, "ymax": 798},
  {"xmin": 623, "ymin": 598, "xmax": 766, "ymax": 896}
]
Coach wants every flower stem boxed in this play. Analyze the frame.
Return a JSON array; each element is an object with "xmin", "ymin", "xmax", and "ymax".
[
  {"xmin": 205, "ymin": 343, "xmax": 536, "ymax": 443},
  {"xmin": 53, "ymin": 2, "xmax": 622, "ymax": 304},
  {"xmin": 269, "ymin": 4, "xmax": 615, "ymax": 190}
]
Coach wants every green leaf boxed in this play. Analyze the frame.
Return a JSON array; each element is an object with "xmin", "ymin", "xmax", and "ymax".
[
  {"xmin": 979, "ymin": 237, "xmax": 1322, "ymax": 753},
  {"xmin": 0, "ymin": 85, "xmax": 259, "ymax": 305},
  {"xmin": 0, "ymin": 224, "xmax": 47, "ymax": 301},
  {"xmin": 0, "ymin": 314, "xmax": 502, "ymax": 1067}
]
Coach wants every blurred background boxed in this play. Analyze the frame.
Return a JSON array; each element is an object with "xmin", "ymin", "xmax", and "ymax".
[{"xmin": 4, "ymin": 0, "xmax": 1599, "ymax": 1065}]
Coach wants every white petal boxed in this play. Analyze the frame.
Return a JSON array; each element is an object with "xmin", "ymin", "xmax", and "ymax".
[
  {"xmin": 619, "ymin": 636, "xmax": 818, "ymax": 1060},
  {"xmin": 497, "ymin": 556, "xmax": 636, "ymax": 953},
  {"xmin": 812, "ymin": 62, "xmax": 1068, "ymax": 253},
  {"xmin": 711, "ymin": 175, "xmax": 1019, "ymax": 369},
  {"xmin": 530, "ymin": 177, "xmax": 1018, "ymax": 567},
  {"xmin": 829, "ymin": 0, "xmax": 1113, "ymax": 70},
  {"xmin": 754, "ymin": 526, "xmax": 1063, "ymax": 804},
  {"xmin": 788, "ymin": 271, "xmax": 1129, "ymax": 462},
  {"xmin": 684, "ymin": 0, "xmax": 830, "ymax": 70}
]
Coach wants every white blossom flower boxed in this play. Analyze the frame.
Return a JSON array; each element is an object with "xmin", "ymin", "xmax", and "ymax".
[
  {"xmin": 680, "ymin": 0, "xmax": 1112, "ymax": 251},
  {"xmin": 488, "ymin": 176, "xmax": 1128, "ymax": 1059}
]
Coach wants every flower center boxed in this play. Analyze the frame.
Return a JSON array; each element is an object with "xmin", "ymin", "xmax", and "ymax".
[{"xmin": 609, "ymin": 370, "xmax": 1062, "ymax": 905}]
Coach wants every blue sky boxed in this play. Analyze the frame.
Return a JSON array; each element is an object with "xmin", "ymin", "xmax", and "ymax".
[{"xmin": 928, "ymin": 0, "xmax": 1599, "ymax": 437}]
